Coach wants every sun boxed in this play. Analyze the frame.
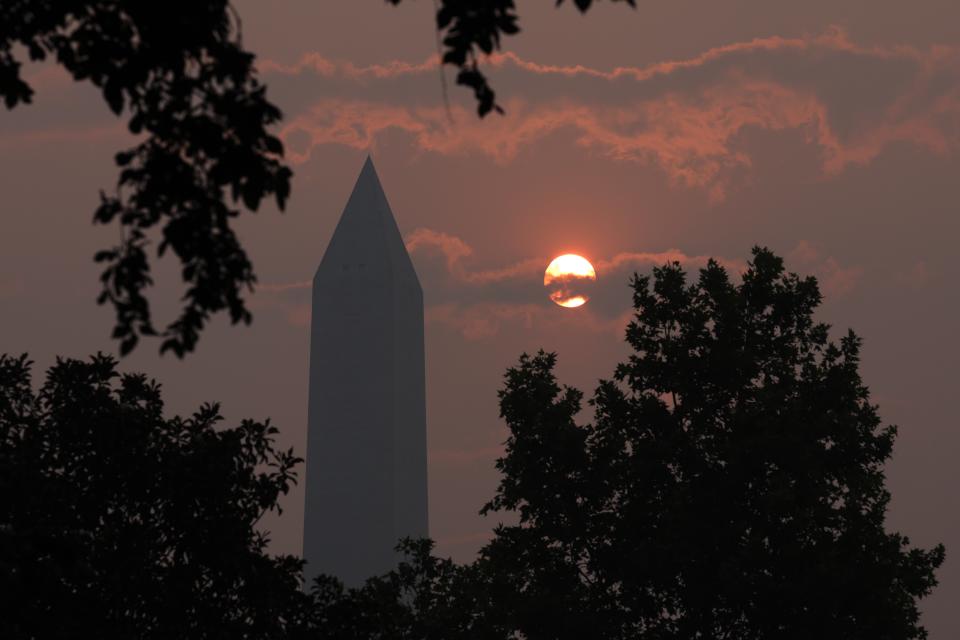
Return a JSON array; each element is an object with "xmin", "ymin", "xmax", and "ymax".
[{"xmin": 544, "ymin": 254, "xmax": 597, "ymax": 308}]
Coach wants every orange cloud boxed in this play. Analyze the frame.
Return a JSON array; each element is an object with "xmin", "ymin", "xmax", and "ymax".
[
  {"xmin": 274, "ymin": 29, "xmax": 960, "ymax": 199},
  {"xmin": 255, "ymin": 233, "xmax": 861, "ymax": 335},
  {"xmin": 409, "ymin": 228, "xmax": 750, "ymax": 340},
  {"xmin": 484, "ymin": 28, "xmax": 871, "ymax": 81},
  {"xmin": 787, "ymin": 241, "xmax": 864, "ymax": 297},
  {"xmin": 259, "ymin": 54, "xmax": 437, "ymax": 79},
  {"xmin": 258, "ymin": 27, "xmax": 917, "ymax": 84},
  {"xmin": 405, "ymin": 227, "xmax": 543, "ymax": 284},
  {"xmin": 279, "ymin": 81, "xmax": 954, "ymax": 199},
  {"xmin": 407, "ymin": 228, "xmax": 713, "ymax": 286},
  {"xmin": 405, "ymin": 228, "xmax": 473, "ymax": 272}
]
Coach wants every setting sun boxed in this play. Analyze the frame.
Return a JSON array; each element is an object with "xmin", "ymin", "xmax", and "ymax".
[{"xmin": 544, "ymin": 254, "xmax": 597, "ymax": 308}]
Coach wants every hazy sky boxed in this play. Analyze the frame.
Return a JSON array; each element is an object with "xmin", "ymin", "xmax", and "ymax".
[{"xmin": 2, "ymin": 1, "xmax": 958, "ymax": 635}]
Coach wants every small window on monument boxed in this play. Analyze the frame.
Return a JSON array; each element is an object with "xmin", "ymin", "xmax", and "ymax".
[
  {"xmin": 342, "ymin": 264, "xmax": 350, "ymax": 271},
  {"xmin": 359, "ymin": 263, "xmax": 366, "ymax": 270}
]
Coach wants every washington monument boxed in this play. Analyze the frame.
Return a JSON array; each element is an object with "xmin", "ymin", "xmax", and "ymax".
[{"xmin": 302, "ymin": 157, "xmax": 428, "ymax": 588}]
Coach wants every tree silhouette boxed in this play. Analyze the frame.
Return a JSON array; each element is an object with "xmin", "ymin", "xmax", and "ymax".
[
  {"xmin": 0, "ymin": 250, "xmax": 946, "ymax": 637},
  {"xmin": 478, "ymin": 248, "xmax": 944, "ymax": 639},
  {"xmin": 1, "ymin": 2, "xmax": 291, "ymax": 357},
  {"xmin": 0, "ymin": 353, "xmax": 308, "ymax": 638},
  {"xmin": 3, "ymin": 2, "xmax": 639, "ymax": 355},
  {"xmin": 284, "ymin": 249, "xmax": 944, "ymax": 639},
  {"xmin": 306, "ymin": 538, "xmax": 505, "ymax": 639}
]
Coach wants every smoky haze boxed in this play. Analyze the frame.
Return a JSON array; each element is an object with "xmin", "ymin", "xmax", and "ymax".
[{"xmin": 1, "ymin": 1, "xmax": 957, "ymax": 636}]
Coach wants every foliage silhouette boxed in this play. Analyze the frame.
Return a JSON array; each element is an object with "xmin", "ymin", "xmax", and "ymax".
[
  {"xmin": 286, "ymin": 248, "xmax": 943, "ymax": 639},
  {"xmin": 386, "ymin": 0, "xmax": 636, "ymax": 116},
  {"xmin": 477, "ymin": 247, "xmax": 945, "ymax": 639},
  {"xmin": 0, "ymin": 353, "xmax": 309, "ymax": 638},
  {"xmin": 0, "ymin": 249, "xmax": 946, "ymax": 637},
  {"xmin": 2, "ymin": 1, "xmax": 636, "ymax": 355},
  {"xmin": 305, "ymin": 538, "xmax": 506, "ymax": 640},
  {"xmin": 0, "ymin": 2, "xmax": 291, "ymax": 357}
]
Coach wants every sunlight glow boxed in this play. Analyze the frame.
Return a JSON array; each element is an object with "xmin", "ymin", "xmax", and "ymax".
[
  {"xmin": 544, "ymin": 254, "xmax": 597, "ymax": 282},
  {"xmin": 544, "ymin": 254, "xmax": 597, "ymax": 308},
  {"xmin": 557, "ymin": 295, "xmax": 587, "ymax": 308}
]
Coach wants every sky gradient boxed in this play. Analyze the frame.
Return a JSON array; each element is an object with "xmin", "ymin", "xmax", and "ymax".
[{"xmin": 1, "ymin": 2, "xmax": 957, "ymax": 635}]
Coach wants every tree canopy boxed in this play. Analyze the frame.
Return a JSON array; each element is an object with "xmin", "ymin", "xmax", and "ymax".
[
  {"xmin": 0, "ymin": 249, "xmax": 945, "ymax": 637},
  {"xmin": 1, "ymin": 1, "xmax": 292, "ymax": 357},
  {"xmin": 297, "ymin": 248, "xmax": 945, "ymax": 639},
  {"xmin": 478, "ymin": 248, "xmax": 945, "ymax": 639},
  {"xmin": 307, "ymin": 538, "xmax": 505, "ymax": 640},
  {"xmin": 0, "ymin": 353, "xmax": 307, "ymax": 638}
]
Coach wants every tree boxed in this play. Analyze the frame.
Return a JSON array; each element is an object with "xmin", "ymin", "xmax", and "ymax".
[
  {"xmin": 305, "ymin": 538, "xmax": 506, "ymax": 640},
  {"xmin": 479, "ymin": 248, "xmax": 945, "ymax": 639},
  {"xmin": 0, "ymin": 353, "xmax": 309, "ymax": 638},
  {"xmin": 1, "ymin": 250, "xmax": 944, "ymax": 638},
  {"xmin": 1, "ymin": 2, "xmax": 291, "ymax": 357},
  {"xmin": 2, "ymin": 1, "xmax": 632, "ymax": 356}
]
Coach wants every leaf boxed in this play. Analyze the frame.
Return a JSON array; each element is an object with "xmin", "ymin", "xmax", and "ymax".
[
  {"xmin": 264, "ymin": 135, "xmax": 283, "ymax": 155},
  {"xmin": 119, "ymin": 333, "xmax": 138, "ymax": 356},
  {"xmin": 275, "ymin": 172, "xmax": 291, "ymax": 210},
  {"xmin": 103, "ymin": 81, "xmax": 124, "ymax": 115}
]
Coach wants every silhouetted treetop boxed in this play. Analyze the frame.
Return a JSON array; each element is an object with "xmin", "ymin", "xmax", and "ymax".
[
  {"xmin": 1, "ymin": 2, "xmax": 291, "ymax": 356},
  {"xmin": 0, "ymin": 353, "xmax": 308, "ymax": 638},
  {"xmin": 481, "ymin": 247, "xmax": 944, "ymax": 639}
]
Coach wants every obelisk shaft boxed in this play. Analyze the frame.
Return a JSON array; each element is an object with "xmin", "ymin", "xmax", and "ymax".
[{"xmin": 303, "ymin": 157, "xmax": 428, "ymax": 589}]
